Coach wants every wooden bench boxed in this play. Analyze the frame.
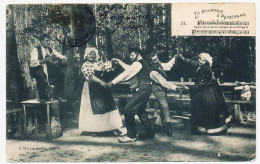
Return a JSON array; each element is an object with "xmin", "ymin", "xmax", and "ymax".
[
  {"xmin": 112, "ymin": 93, "xmax": 183, "ymax": 100},
  {"xmin": 6, "ymin": 108, "xmax": 24, "ymax": 138},
  {"xmin": 112, "ymin": 93, "xmax": 253, "ymax": 123},
  {"xmin": 112, "ymin": 93, "xmax": 253, "ymax": 104},
  {"xmin": 6, "ymin": 108, "xmax": 23, "ymax": 115},
  {"xmin": 225, "ymin": 99, "xmax": 253, "ymax": 123}
]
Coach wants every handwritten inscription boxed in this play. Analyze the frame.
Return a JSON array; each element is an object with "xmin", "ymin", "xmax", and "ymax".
[
  {"xmin": 96, "ymin": 4, "xmax": 149, "ymax": 33},
  {"xmin": 193, "ymin": 9, "xmax": 223, "ymax": 19},
  {"xmin": 217, "ymin": 13, "xmax": 246, "ymax": 20}
]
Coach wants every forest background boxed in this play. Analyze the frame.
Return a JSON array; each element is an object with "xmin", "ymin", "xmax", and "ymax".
[{"xmin": 6, "ymin": 4, "xmax": 256, "ymax": 107}]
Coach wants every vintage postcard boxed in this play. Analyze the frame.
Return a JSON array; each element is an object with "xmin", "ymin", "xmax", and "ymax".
[{"xmin": 4, "ymin": 0, "xmax": 257, "ymax": 162}]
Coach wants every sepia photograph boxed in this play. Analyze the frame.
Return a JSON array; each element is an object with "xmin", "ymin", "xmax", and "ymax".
[{"xmin": 4, "ymin": 1, "xmax": 257, "ymax": 162}]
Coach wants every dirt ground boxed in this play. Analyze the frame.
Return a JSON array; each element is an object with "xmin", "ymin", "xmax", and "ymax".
[{"xmin": 6, "ymin": 110, "xmax": 256, "ymax": 162}]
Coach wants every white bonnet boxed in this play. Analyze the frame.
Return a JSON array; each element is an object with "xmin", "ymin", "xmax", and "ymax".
[
  {"xmin": 84, "ymin": 47, "xmax": 99, "ymax": 60},
  {"xmin": 199, "ymin": 53, "xmax": 213, "ymax": 67}
]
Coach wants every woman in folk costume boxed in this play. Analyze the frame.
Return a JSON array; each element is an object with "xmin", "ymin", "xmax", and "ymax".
[
  {"xmin": 79, "ymin": 47, "xmax": 123, "ymax": 135},
  {"xmin": 175, "ymin": 53, "xmax": 232, "ymax": 135}
]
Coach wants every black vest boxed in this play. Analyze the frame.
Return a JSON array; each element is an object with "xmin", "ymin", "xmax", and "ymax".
[
  {"xmin": 30, "ymin": 46, "xmax": 53, "ymax": 74},
  {"xmin": 36, "ymin": 46, "xmax": 53, "ymax": 60},
  {"xmin": 152, "ymin": 63, "xmax": 167, "ymax": 79},
  {"xmin": 137, "ymin": 59, "xmax": 152, "ymax": 86}
]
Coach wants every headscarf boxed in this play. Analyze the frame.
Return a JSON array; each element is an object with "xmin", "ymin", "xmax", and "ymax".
[
  {"xmin": 199, "ymin": 53, "xmax": 213, "ymax": 67},
  {"xmin": 84, "ymin": 47, "xmax": 99, "ymax": 61}
]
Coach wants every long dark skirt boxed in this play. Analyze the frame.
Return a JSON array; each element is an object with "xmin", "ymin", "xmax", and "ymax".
[
  {"xmin": 189, "ymin": 81, "xmax": 231, "ymax": 134},
  {"xmin": 88, "ymin": 82, "xmax": 117, "ymax": 115}
]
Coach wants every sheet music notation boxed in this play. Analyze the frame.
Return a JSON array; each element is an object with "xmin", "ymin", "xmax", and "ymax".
[
  {"xmin": 192, "ymin": 30, "xmax": 249, "ymax": 35},
  {"xmin": 197, "ymin": 20, "xmax": 249, "ymax": 26}
]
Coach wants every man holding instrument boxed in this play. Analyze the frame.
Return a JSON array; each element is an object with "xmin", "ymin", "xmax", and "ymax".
[{"xmin": 30, "ymin": 34, "xmax": 67, "ymax": 102}]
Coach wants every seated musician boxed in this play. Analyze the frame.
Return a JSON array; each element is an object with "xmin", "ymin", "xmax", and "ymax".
[{"xmin": 30, "ymin": 34, "xmax": 67, "ymax": 102}]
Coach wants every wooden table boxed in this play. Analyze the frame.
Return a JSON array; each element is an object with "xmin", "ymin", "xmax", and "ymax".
[
  {"xmin": 120, "ymin": 81, "xmax": 254, "ymax": 87},
  {"xmin": 117, "ymin": 81, "xmax": 255, "ymax": 98},
  {"xmin": 113, "ymin": 81, "xmax": 254, "ymax": 123},
  {"xmin": 168, "ymin": 81, "xmax": 255, "ymax": 98},
  {"xmin": 21, "ymin": 99, "xmax": 59, "ymax": 139}
]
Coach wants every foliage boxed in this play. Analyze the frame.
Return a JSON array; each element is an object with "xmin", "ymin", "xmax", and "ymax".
[
  {"xmin": 94, "ymin": 3, "xmax": 255, "ymax": 82},
  {"xmin": 18, "ymin": 4, "xmax": 70, "ymax": 47},
  {"xmin": 12, "ymin": 4, "xmax": 256, "ymax": 91},
  {"xmin": 94, "ymin": 4, "xmax": 149, "ymax": 61}
]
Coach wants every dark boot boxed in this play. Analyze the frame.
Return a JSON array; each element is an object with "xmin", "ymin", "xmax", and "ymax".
[
  {"xmin": 161, "ymin": 110, "xmax": 172, "ymax": 136},
  {"xmin": 124, "ymin": 113, "xmax": 138, "ymax": 138},
  {"xmin": 138, "ymin": 112, "xmax": 155, "ymax": 139},
  {"xmin": 165, "ymin": 122, "xmax": 173, "ymax": 136}
]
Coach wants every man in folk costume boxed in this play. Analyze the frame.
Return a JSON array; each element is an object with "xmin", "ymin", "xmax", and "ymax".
[
  {"xmin": 30, "ymin": 34, "xmax": 67, "ymax": 102},
  {"xmin": 113, "ymin": 52, "xmax": 180, "ymax": 137},
  {"xmin": 107, "ymin": 47, "xmax": 155, "ymax": 143},
  {"xmin": 149, "ymin": 53, "xmax": 180, "ymax": 136}
]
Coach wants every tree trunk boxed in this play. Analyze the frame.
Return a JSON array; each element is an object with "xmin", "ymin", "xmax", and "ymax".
[
  {"xmin": 9, "ymin": 5, "xmax": 32, "ymax": 104},
  {"xmin": 61, "ymin": 5, "xmax": 77, "ymax": 102},
  {"xmin": 146, "ymin": 4, "xmax": 154, "ymax": 54},
  {"xmin": 161, "ymin": 4, "xmax": 171, "ymax": 62},
  {"xmin": 105, "ymin": 27, "xmax": 114, "ymax": 60},
  {"xmin": 6, "ymin": 5, "xmax": 25, "ymax": 107}
]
